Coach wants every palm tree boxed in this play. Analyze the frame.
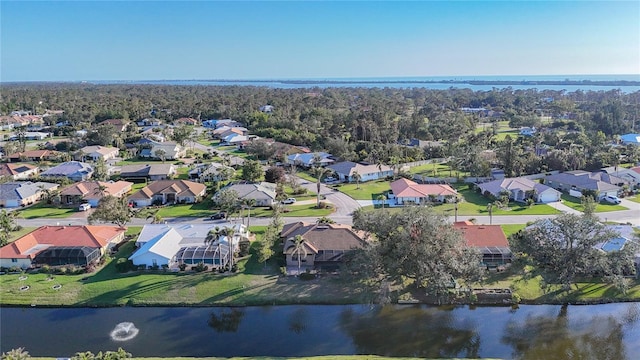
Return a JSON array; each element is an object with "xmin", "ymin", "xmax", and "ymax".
[
  {"xmin": 290, "ymin": 234, "xmax": 308, "ymax": 275},
  {"xmin": 487, "ymin": 202, "xmax": 493, "ymax": 225},
  {"xmin": 377, "ymin": 194, "xmax": 386, "ymax": 209},
  {"xmin": 145, "ymin": 209, "xmax": 164, "ymax": 224},
  {"xmin": 242, "ymin": 198, "xmax": 256, "ymax": 227},
  {"xmin": 308, "ymin": 166, "xmax": 332, "ymax": 208},
  {"xmin": 352, "ymin": 170, "xmax": 362, "ymax": 189},
  {"xmin": 223, "ymin": 226, "xmax": 237, "ymax": 270}
]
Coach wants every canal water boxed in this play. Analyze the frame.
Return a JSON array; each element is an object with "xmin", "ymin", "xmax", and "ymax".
[{"xmin": 2, "ymin": 303, "xmax": 639, "ymax": 358}]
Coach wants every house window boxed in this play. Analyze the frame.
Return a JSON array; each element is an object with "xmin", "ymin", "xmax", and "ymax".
[
  {"xmin": 11, "ymin": 258, "xmax": 18, "ymax": 263},
  {"xmin": 152, "ymin": 259, "xmax": 157, "ymax": 266}
]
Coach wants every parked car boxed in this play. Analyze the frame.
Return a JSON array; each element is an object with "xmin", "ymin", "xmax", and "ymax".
[
  {"xmin": 324, "ymin": 176, "xmax": 337, "ymax": 183},
  {"xmin": 281, "ymin": 198, "xmax": 297, "ymax": 204},
  {"xmin": 78, "ymin": 203, "xmax": 91, "ymax": 211},
  {"xmin": 210, "ymin": 212, "xmax": 227, "ymax": 220},
  {"xmin": 602, "ymin": 195, "xmax": 621, "ymax": 204}
]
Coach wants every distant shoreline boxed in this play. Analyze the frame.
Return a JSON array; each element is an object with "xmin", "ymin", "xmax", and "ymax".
[{"xmin": 184, "ymin": 79, "xmax": 640, "ymax": 87}]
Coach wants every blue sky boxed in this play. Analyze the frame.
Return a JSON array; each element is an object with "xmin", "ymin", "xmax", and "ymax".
[{"xmin": 1, "ymin": 1, "xmax": 639, "ymax": 81}]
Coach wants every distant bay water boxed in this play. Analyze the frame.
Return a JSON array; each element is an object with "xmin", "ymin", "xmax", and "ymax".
[{"xmin": 89, "ymin": 75, "xmax": 640, "ymax": 93}]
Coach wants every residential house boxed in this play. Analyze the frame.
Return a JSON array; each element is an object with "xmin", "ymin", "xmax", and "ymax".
[
  {"xmin": 477, "ymin": 177, "xmax": 561, "ymax": 203},
  {"xmin": 259, "ymin": 105, "xmax": 274, "ymax": 113},
  {"xmin": 78, "ymin": 145, "xmax": 120, "ymax": 162},
  {"xmin": 620, "ymin": 133, "xmax": 640, "ymax": 146},
  {"xmin": 119, "ymin": 164, "xmax": 176, "ymax": 181},
  {"xmin": 596, "ymin": 225, "xmax": 640, "ymax": 269},
  {"xmin": 128, "ymin": 180, "xmax": 206, "ymax": 207},
  {"xmin": 328, "ymin": 161, "xmax": 393, "ymax": 183},
  {"xmin": 286, "ymin": 152, "xmax": 334, "ymax": 168},
  {"xmin": 140, "ymin": 141, "xmax": 185, "ymax": 160},
  {"xmin": 601, "ymin": 167, "xmax": 640, "ymax": 188},
  {"xmin": 281, "ymin": 222, "xmax": 368, "ymax": 273},
  {"xmin": 453, "ymin": 221, "xmax": 512, "ymax": 267},
  {"xmin": 213, "ymin": 119, "xmax": 243, "ymax": 128},
  {"xmin": 174, "ymin": 117, "xmax": 199, "ymax": 126},
  {"xmin": 0, "ymin": 181, "xmax": 59, "ymax": 208},
  {"xmin": 129, "ymin": 223, "xmax": 248, "ymax": 269},
  {"xmin": 218, "ymin": 182, "xmax": 276, "ymax": 207},
  {"xmin": 221, "ymin": 134, "xmax": 249, "ymax": 145},
  {"xmin": 40, "ymin": 161, "xmax": 94, "ymax": 181},
  {"xmin": 137, "ymin": 118, "xmax": 162, "ymax": 127},
  {"xmin": 519, "ymin": 127, "xmax": 537, "ymax": 137},
  {"xmin": 188, "ymin": 162, "xmax": 233, "ymax": 182},
  {"xmin": 0, "ymin": 225, "xmax": 126, "ymax": 268},
  {"xmin": 544, "ymin": 171, "xmax": 625, "ymax": 199},
  {"xmin": 8, "ymin": 132, "xmax": 50, "ymax": 141},
  {"xmin": 59, "ymin": 180, "xmax": 133, "ymax": 207},
  {"xmin": 98, "ymin": 119, "xmax": 130, "ymax": 132},
  {"xmin": 0, "ymin": 163, "xmax": 39, "ymax": 180},
  {"xmin": 7, "ymin": 150, "xmax": 59, "ymax": 162},
  {"xmin": 389, "ymin": 178, "xmax": 458, "ymax": 205}
]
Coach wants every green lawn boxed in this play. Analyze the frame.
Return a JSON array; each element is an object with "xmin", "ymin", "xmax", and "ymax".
[
  {"xmin": 408, "ymin": 163, "xmax": 471, "ymax": 178},
  {"xmin": 174, "ymin": 167, "xmax": 190, "ymax": 180},
  {"xmin": 363, "ymin": 184, "xmax": 560, "ymax": 216},
  {"xmin": 500, "ymin": 224, "xmax": 527, "ymax": 237},
  {"xmin": 155, "ymin": 197, "xmax": 216, "ymax": 218},
  {"xmin": 0, "ymin": 240, "xmax": 368, "ymax": 306},
  {"xmin": 251, "ymin": 204, "xmax": 333, "ymax": 218},
  {"xmin": 18, "ymin": 203, "xmax": 77, "ymax": 219},
  {"xmin": 7, "ymin": 227, "xmax": 37, "ymax": 243},
  {"xmin": 296, "ymin": 171, "xmax": 317, "ymax": 183},
  {"xmin": 335, "ymin": 180, "xmax": 392, "ymax": 200},
  {"xmin": 626, "ymin": 195, "xmax": 640, "ymax": 204},
  {"xmin": 560, "ymin": 194, "xmax": 628, "ymax": 213}
]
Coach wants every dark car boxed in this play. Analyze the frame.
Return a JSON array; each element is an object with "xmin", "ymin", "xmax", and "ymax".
[{"xmin": 210, "ymin": 212, "xmax": 226, "ymax": 220}]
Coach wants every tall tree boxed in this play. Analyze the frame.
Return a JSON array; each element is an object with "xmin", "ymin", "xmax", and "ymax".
[
  {"xmin": 240, "ymin": 160, "xmax": 263, "ymax": 183},
  {"xmin": 93, "ymin": 157, "xmax": 108, "ymax": 181},
  {"xmin": 352, "ymin": 206, "xmax": 482, "ymax": 297},
  {"xmin": 509, "ymin": 214, "xmax": 619, "ymax": 291},
  {"xmin": 0, "ymin": 210, "xmax": 20, "ymax": 247},
  {"xmin": 87, "ymin": 196, "xmax": 133, "ymax": 228},
  {"xmin": 213, "ymin": 189, "xmax": 239, "ymax": 220},
  {"xmin": 308, "ymin": 166, "xmax": 332, "ymax": 207},
  {"xmin": 288, "ymin": 234, "xmax": 308, "ymax": 274}
]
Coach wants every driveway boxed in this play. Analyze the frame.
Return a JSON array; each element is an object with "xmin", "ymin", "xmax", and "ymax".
[{"xmin": 294, "ymin": 176, "xmax": 361, "ymax": 217}]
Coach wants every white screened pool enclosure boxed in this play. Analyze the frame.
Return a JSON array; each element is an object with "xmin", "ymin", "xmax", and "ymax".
[{"xmin": 171, "ymin": 244, "xmax": 231, "ymax": 269}]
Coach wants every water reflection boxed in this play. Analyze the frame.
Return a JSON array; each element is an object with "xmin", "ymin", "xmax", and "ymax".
[
  {"xmin": 287, "ymin": 308, "xmax": 308, "ymax": 334},
  {"xmin": 208, "ymin": 308, "xmax": 245, "ymax": 333},
  {"xmin": 502, "ymin": 304, "xmax": 626, "ymax": 360},
  {"xmin": 339, "ymin": 305, "xmax": 480, "ymax": 358}
]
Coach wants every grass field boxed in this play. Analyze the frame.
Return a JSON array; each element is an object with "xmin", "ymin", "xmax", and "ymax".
[
  {"xmin": 362, "ymin": 184, "xmax": 560, "ymax": 216},
  {"xmin": 500, "ymin": 224, "xmax": 527, "ymax": 237},
  {"xmin": 156, "ymin": 197, "xmax": 216, "ymax": 218},
  {"xmin": 560, "ymin": 194, "xmax": 628, "ymax": 213},
  {"xmin": 18, "ymin": 203, "xmax": 77, "ymax": 219},
  {"xmin": 625, "ymin": 195, "xmax": 640, "ymax": 204},
  {"xmin": 6, "ymin": 226, "xmax": 37, "ymax": 243},
  {"xmin": 335, "ymin": 180, "xmax": 392, "ymax": 200},
  {"xmin": 408, "ymin": 163, "xmax": 471, "ymax": 178},
  {"xmin": 0, "ymin": 238, "xmax": 368, "ymax": 307}
]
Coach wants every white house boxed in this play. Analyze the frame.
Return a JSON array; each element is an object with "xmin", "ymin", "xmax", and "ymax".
[
  {"xmin": 327, "ymin": 161, "xmax": 394, "ymax": 183},
  {"xmin": 478, "ymin": 177, "xmax": 561, "ymax": 203},
  {"xmin": 129, "ymin": 228, "xmax": 184, "ymax": 268},
  {"xmin": 286, "ymin": 152, "xmax": 334, "ymax": 168},
  {"xmin": 79, "ymin": 145, "xmax": 119, "ymax": 161},
  {"xmin": 130, "ymin": 224, "xmax": 248, "ymax": 268},
  {"xmin": 519, "ymin": 127, "xmax": 537, "ymax": 137}
]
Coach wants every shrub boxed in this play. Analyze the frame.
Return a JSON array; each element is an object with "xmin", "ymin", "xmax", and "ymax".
[
  {"xmin": 57, "ymin": 267, "xmax": 68, "ymax": 275},
  {"xmin": 231, "ymin": 264, "xmax": 238, "ymax": 273},
  {"xmin": 299, "ymin": 272, "xmax": 315, "ymax": 281},
  {"xmin": 280, "ymin": 266, "xmax": 287, "ymax": 276},
  {"xmin": 115, "ymin": 258, "xmax": 134, "ymax": 273},
  {"xmin": 151, "ymin": 264, "xmax": 160, "ymax": 271},
  {"xmin": 162, "ymin": 264, "xmax": 169, "ymax": 272},
  {"xmin": 40, "ymin": 265, "xmax": 51, "ymax": 274},
  {"xmin": 178, "ymin": 263, "xmax": 187, "ymax": 271},
  {"xmin": 238, "ymin": 240, "xmax": 251, "ymax": 257},
  {"xmin": 511, "ymin": 292, "xmax": 522, "ymax": 304},
  {"xmin": 194, "ymin": 262, "xmax": 207, "ymax": 272}
]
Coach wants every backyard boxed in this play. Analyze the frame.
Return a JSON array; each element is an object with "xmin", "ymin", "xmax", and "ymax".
[{"xmin": 17, "ymin": 203, "xmax": 78, "ymax": 219}]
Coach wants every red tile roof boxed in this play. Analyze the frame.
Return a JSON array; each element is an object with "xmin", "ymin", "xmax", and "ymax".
[
  {"xmin": 390, "ymin": 178, "xmax": 458, "ymax": 198},
  {"xmin": 453, "ymin": 222, "xmax": 509, "ymax": 248},
  {"xmin": 0, "ymin": 226, "xmax": 126, "ymax": 259},
  {"xmin": 0, "ymin": 163, "xmax": 37, "ymax": 176}
]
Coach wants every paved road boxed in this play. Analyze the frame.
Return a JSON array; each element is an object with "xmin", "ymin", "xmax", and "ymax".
[{"xmin": 294, "ymin": 176, "xmax": 361, "ymax": 217}]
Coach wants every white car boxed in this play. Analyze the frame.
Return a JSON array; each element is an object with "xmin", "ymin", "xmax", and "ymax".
[
  {"xmin": 602, "ymin": 195, "xmax": 621, "ymax": 205},
  {"xmin": 281, "ymin": 198, "xmax": 297, "ymax": 204},
  {"xmin": 78, "ymin": 203, "xmax": 91, "ymax": 211},
  {"xmin": 324, "ymin": 176, "xmax": 337, "ymax": 183}
]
